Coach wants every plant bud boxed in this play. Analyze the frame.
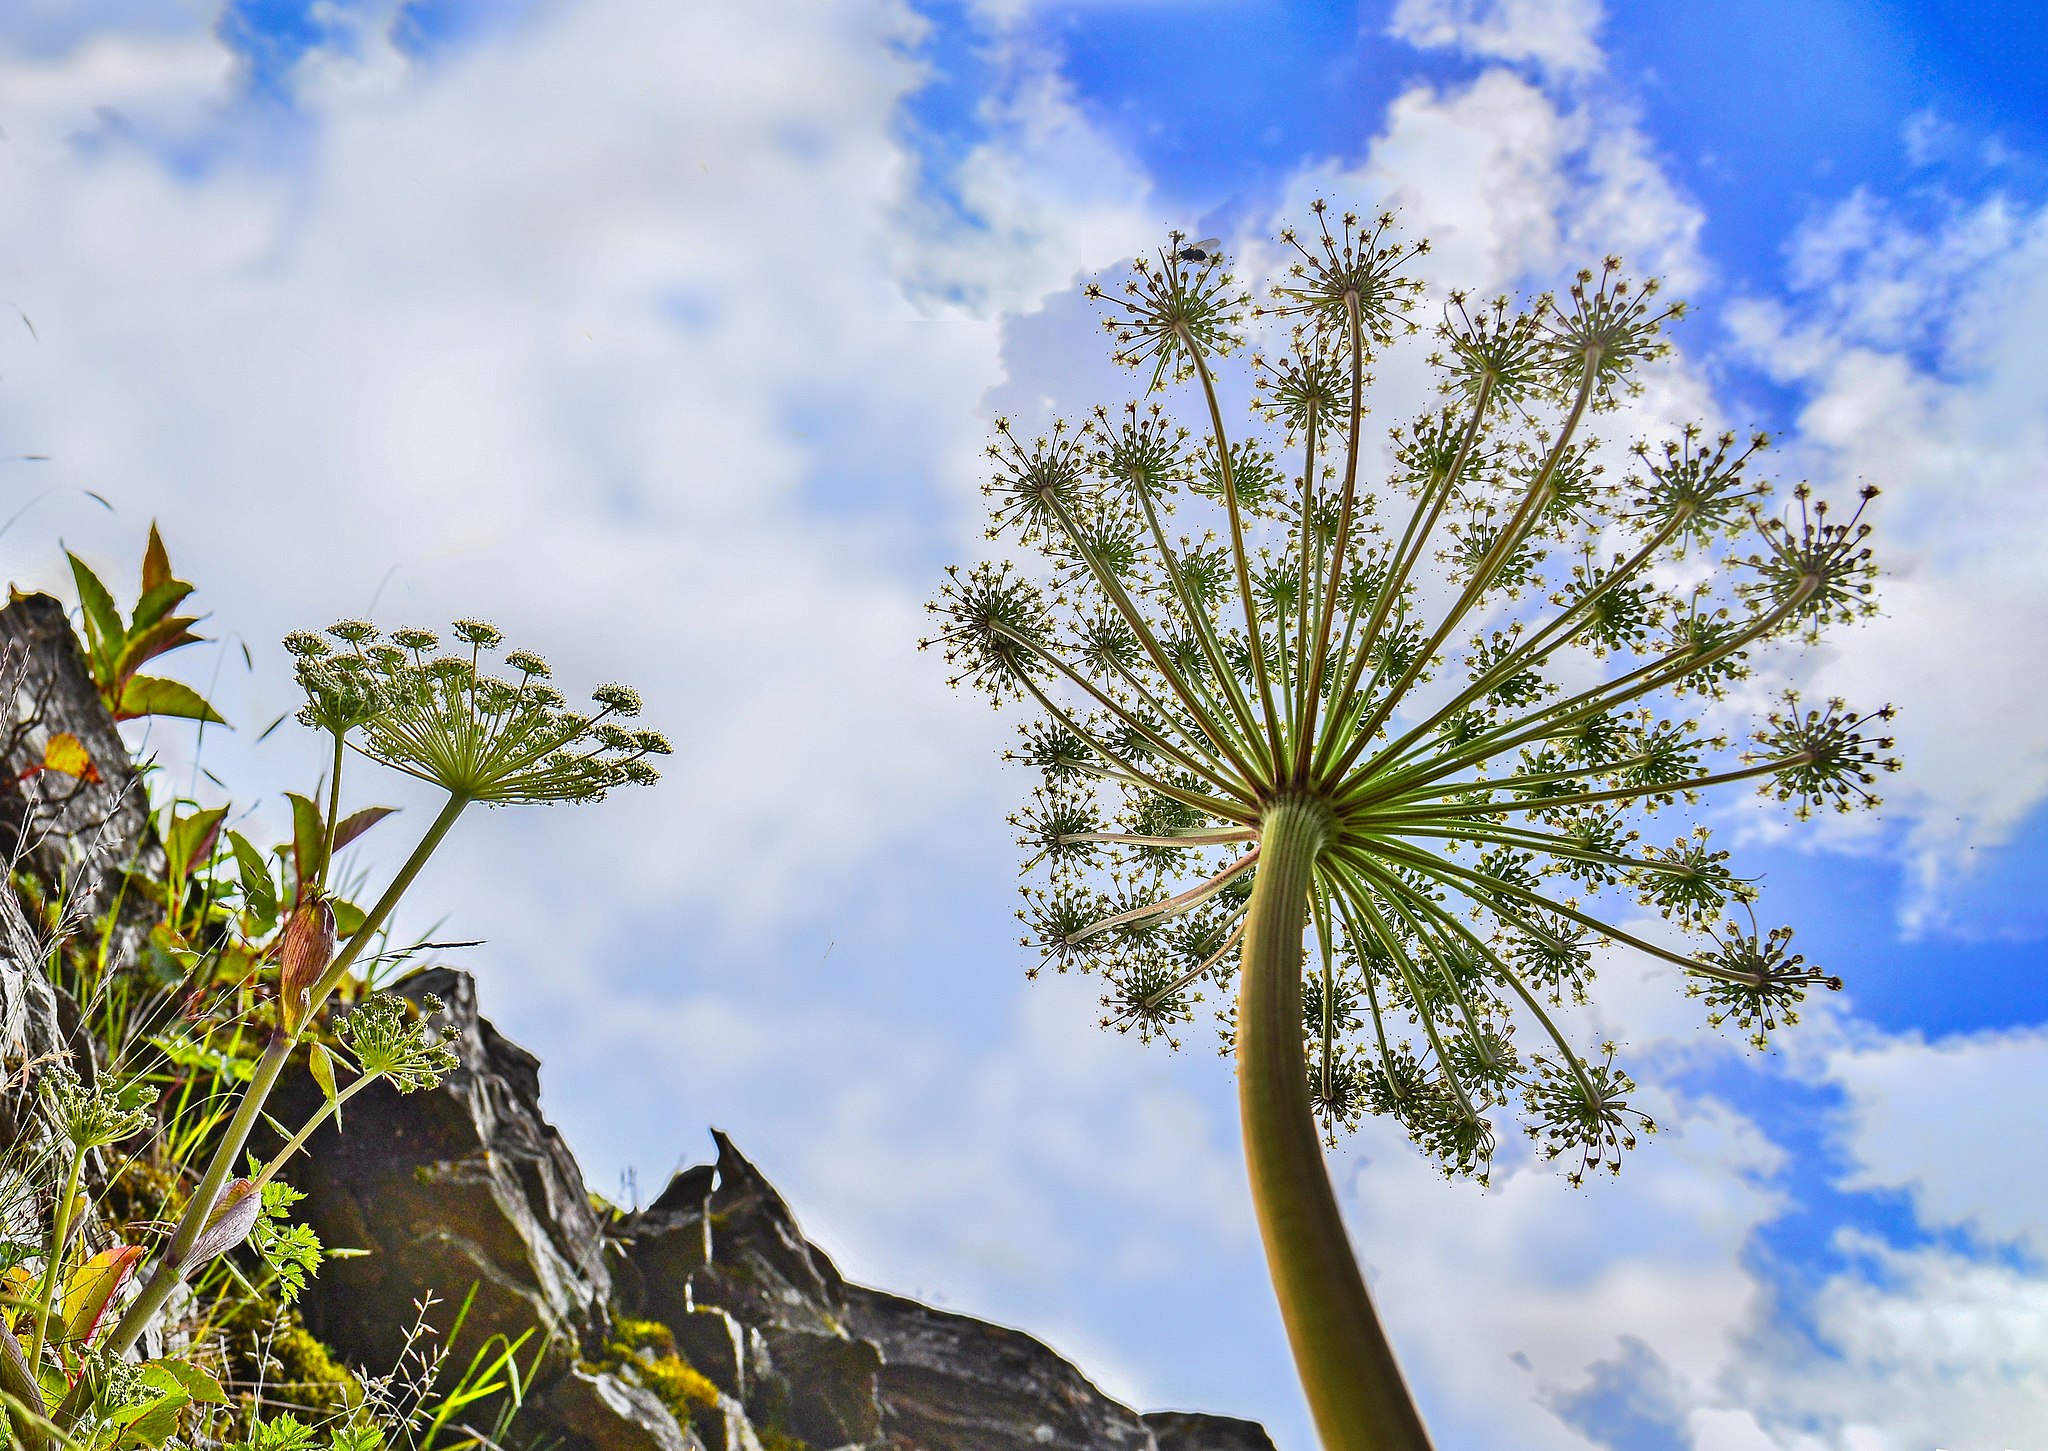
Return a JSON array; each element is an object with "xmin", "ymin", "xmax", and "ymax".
[
  {"xmin": 185, "ymin": 1178, "xmax": 261, "ymax": 1268},
  {"xmin": 279, "ymin": 895, "xmax": 337, "ymax": 1035}
]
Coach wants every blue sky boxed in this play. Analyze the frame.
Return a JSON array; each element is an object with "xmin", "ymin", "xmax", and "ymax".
[{"xmin": 2, "ymin": 2, "xmax": 2046, "ymax": 1448}]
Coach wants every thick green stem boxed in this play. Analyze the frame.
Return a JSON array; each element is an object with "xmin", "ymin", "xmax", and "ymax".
[
  {"xmin": 88, "ymin": 1030, "xmax": 293, "ymax": 1366},
  {"xmin": 1238, "ymin": 796, "xmax": 1433, "ymax": 1451},
  {"xmin": 25, "ymin": 1146, "xmax": 84, "ymax": 1372}
]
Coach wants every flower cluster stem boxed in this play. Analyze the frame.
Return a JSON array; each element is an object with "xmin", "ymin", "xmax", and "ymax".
[
  {"xmin": 26, "ymin": 1143, "xmax": 84, "ymax": 1373},
  {"xmin": 56, "ymin": 792, "xmax": 472, "ymax": 1430},
  {"xmin": 1238, "ymin": 795, "xmax": 1433, "ymax": 1451}
]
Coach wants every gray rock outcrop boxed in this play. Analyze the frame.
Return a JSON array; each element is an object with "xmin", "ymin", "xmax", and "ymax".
[
  {"xmin": 842, "ymin": 1286, "xmax": 1153, "ymax": 1451},
  {"xmin": 0, "ymin": 590, "xmax": 163, "ymax": 1147},
  {"xmin": 1142, "ymin": 1411, "xmax": 1279, "ymax": 1451},
  {"xmin": 281, "ymin": 970, "xmax": 1279, "ymax": 1451},
  {"xmin": 285, "ymin": 968, "xmax": 614, "ymax": 1371}
]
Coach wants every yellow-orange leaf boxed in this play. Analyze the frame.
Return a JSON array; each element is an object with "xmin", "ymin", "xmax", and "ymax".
[
  {"xmin": 41, "ymin": 732, "xmax": 100, "ymax": 784},
  {"xmin": 59, "ymin": 1245, "xmax": 142, "ymax": 1346},
  {"xmin": 0, "ymin": 1263, "xmax": 34, "ymax": 1331}
]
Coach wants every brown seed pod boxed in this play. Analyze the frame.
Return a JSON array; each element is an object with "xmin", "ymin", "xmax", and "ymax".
[{"xmin": 279, "ymin": 894, "xmax": 336, "ymax": 1035}]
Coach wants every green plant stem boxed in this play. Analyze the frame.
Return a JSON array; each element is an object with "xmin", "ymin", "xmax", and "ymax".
[
  {"xmin": 318, "ymin": 730, "xmax": 346, "ymax": 889},
  {"xmin": 59, "ymin": 792, "xmax": 473, "ymax": 1427},
  {"xmin": 26, "ymin": 1144, "xmax": 85, "ymax": 1372},
  {"xmin": 252, "ymin": 1072, "xmax": 382, "ymax": 1188},
  {"xmin": 1237, "ymin": 795, "xmax": 1433, "ymax": 1451},
  {"xmin": 310, "ymin": 792, "xmax": 469, "ymax": 1005}
]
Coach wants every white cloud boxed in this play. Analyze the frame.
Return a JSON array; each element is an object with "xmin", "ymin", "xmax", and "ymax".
[
  {"xmin": 1714, "ymin": 1234, "xmax": 2048, "ymax": 1451},
  {"xmin": 0, "ymin": 0, "xmax": 1152, "ymax": 929},
  {"xmin": 1830, "ymin": 1025, "xmax": 2048, "ymax": 1253},
  {"xmin": 1342, "ymin": 1099, "xmax": 1781, "ymax": 1451},
  {"xmin": 1389, "ymin": 0, "xmax": 1607, "ymax": 79},
  {"xmin": 1274, "ymin": 66, "xmax": 1703, "ymax": 307},
  {"xmin": 1730, "ymin": 192, "xmax": 2048, "ymax": 926},
  {"xmin": 0, "ymin": 0, "xmax": 1285, "ymax": 1433}
]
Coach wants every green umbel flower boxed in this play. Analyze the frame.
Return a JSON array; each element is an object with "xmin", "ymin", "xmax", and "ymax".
[
  {"xmin": 925, "ymin": 208, "xmax": 1893, "ymax": 1451},
  {"xmin": 293, "ymin": 621, "xmax": 668, "ymax": 804}
]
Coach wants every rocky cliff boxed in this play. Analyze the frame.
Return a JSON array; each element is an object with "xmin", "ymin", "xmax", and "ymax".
[{"xmin": 275, "ymin": 970, "xmax": 1277, "ymax": 1451}]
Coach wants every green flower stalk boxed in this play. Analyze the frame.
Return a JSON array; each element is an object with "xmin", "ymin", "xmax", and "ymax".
[
  {"xmin": 925, "ymin": 208, "xmax": 1894, "ymax": 1450},
  {"xmin": 55, "ymin": 620, "xmax": 666, "ymax": 1433}
]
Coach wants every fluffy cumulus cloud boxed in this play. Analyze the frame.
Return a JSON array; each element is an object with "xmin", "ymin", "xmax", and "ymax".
[
  {"xmin": 1390, "ymin": 0, "xmax": 1608, "ymax": 78},
  {"xmin": 1731, "ymin": 191, "xmax": 2048, "ymax": 927}
]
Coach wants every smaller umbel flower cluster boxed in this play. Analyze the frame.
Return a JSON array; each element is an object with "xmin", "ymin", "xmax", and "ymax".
[{"xmin": 286, "ymin": 620, "xmax": 669, "ymax": 804}]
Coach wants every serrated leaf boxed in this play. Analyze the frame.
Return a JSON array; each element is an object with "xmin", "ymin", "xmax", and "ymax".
[
  {"xmin": 333, "ymin": 805, "xmax": 397, "ymax": 853},
  {"xmin": 113, "ymin": 615, "xmax": 202, "ymax": 688},
  {"xmin": 153, "ymin": 1358, "xmax": 225, "ymax": 1403},
  {"xmin": 140, "ymin": 523, "xmax": 172, "ymax": 597},
  {"xmin": 114, "ymin": 1390, "xmax": 187, "ymax": 1449},
  {"xmin": 115, "ymin": 675, "xmax": 227, "ymax": 725},
  {"xmin": 129, "ymin": 578, "xmax": 195, "ymax": 636},
  {"xmin": 287, "ymin": 792, "xmax": 326, "ymax": 888}
]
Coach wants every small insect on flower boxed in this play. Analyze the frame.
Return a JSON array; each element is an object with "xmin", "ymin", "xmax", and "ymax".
[{"xmin": 1176, "ymin": 237, "xmax": 1225, "ymax": 265}]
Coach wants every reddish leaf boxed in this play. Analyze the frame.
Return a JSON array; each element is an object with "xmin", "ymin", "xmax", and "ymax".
[
  {"xmin": 59, "ymin": 1245, "xmax": 143, "ymax": 1347},
  {"xmin": 166, "ymin": 806, "xmax": 227, "ymax": 879},
  {"xmin": 332, "ymin": 806, "xmax": 397, "ymax": 853},
  {"xmin": 140, "ymin": 523, "xmax": 172, "ymax": 597},
  {"xmin": 113, "ymin": 616, "xmax": 201, "ymax": 689}
]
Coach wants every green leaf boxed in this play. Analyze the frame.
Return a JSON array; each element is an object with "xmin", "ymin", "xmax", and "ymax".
[
  {"xmin": 229, "ymin": 830, "xmax": 278, "ymax": 920},
  {"xmin": 116, "ymin": 675, "xmax": 227, "ymax": 725},
  {"xmin": 68, "ymin": 551, "xmax": 123, "ymax": 685},
  {"xmin": 139, "ymin": 523, "xmax": 173, "ymax": 598},
  {"xmin": 152, "ymin": 1358, "xmax": 226, "ymax": 1404},
  {"xmin": 112, "ymin": 1395, "xmax": 186, "ymax": 1449},
  {"xmin": 287, "ymin": 792, "xmax": 326, "ymax": 887},
  {"xmin": 331, "ymin": 898, "xmax": 366, "ymax": 938},
  {"xmin": 333, "ymin": 805, "xmax": 397, "ymax": 853},
  {"xmin": 308, "ymin": 1041, "xmax": 340, "ymax": 1130},
  {"xmin": 113, "ymin": 614, "xmax": 201, "ymax": 687},
  {"xmin": 129, "ymin": 578, "xmax": 195, "ymax": 636},
  {"xmin": 166, "ymin": 806, "xmax": 228, "ymax": 880}
]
